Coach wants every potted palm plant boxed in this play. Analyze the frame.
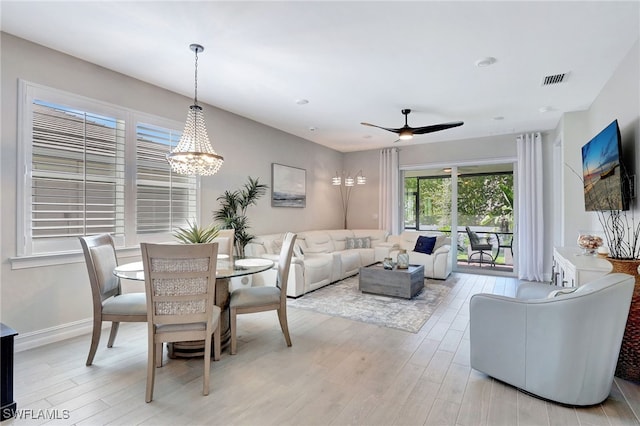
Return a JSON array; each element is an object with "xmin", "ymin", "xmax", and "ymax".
[{"xmin": 213, "ymin": 176, "xmax": 268, "ymax": 257}]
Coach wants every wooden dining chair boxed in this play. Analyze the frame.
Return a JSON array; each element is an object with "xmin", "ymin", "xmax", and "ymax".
[
  {"xmin": 229, "ymin": 232, "xmax": 296, "ymax": 355},
  {"xmin": 140, "ymin": 242, "xmax": 221, "ymax": 403},
  {"xmin": 79, "ymin": 234, "xmax": 147, "ymax": 366}
]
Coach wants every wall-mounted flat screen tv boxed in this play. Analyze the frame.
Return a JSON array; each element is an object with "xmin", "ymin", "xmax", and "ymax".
[{"xmin": 582, "ymin": 119, "xmax": 628, "ymax": 211}]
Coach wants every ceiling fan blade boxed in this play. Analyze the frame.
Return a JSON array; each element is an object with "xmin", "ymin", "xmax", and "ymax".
[
  {"xmin": 411, "ymin": 121, "xmax": 464, "ymax": 135},
  {"xmin": 360, "ymin": 122, "xmax": 402, "ymax": 134}
]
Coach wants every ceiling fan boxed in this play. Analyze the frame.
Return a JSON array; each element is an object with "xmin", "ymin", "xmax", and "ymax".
[{"xmin": 361, "ymin": 109, "xmax": 463, "ymax": 142}]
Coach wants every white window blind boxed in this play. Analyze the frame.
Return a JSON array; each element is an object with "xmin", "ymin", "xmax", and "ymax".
[
  {"xmin": 136, "ymin": 123, "xmax": 196, "ymax": 234},
  {"xmin": 31, "ymin": 100, "xmax": 125, "ymax": 246},
  {"xmin": 17, "ymin": 80, "xmax": 199, "ymax": 259}
]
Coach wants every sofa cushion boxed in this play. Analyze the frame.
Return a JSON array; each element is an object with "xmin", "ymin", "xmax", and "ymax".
[
  {"xmin": 272, "ymin": 239, "xmax": 283, "ymax": 254},
  {"xmin": 433, "ymin": 234, "xmax": 448, "ymax": 251},
  {"xmin": 414, "ymin": 235, "xmax": 437, "ymax": 254},
  {"xmin": 345, "ymin": 236, "xmax": 371, "ymax": 249},
  {"xmin": 352, "ymin": 229, "xmax": 389, "ymax": 247},
  {"xmin": 298, "ymin": 231, "xmax": 335, "ymax": 253}
]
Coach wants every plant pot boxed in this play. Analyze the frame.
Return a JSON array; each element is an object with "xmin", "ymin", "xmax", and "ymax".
[{"xmin": 608, "ymin": 257, "xmax": 640, "ymax": 381}]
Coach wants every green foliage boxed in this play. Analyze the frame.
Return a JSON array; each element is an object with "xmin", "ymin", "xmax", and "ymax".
[
  {"xmin": 458, "ymin": 174, "xmax": 513, "ymax": 226},
  {"xmin": 404, "ymin": 173, "xmax": 514, "ymax": 229},
  {"xmin": 173, "ymin": 220, "xmax": 220, "ymax": 244},
  {"xmin": 419, "ymin": 177, "xmax": 452, "ymax": 227},
  {"xmin": 212, "ymin": 176, "xmax": 268, "ymax": 256}
]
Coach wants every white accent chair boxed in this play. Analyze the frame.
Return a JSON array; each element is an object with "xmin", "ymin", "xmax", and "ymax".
[{"xmin": 469, "ymin": 273, "xmax": 634, "ymax": 406}]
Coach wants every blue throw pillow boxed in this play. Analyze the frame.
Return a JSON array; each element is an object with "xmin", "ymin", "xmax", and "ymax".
[{"xmin": 414, "ymin": 236, "xmax": 437, "ymax": 255}]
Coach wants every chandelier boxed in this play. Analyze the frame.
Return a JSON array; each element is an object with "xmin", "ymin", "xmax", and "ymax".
[
  {"xmin": 332, "ymin": 170, "xmax": 366, "ymax": 228},
  {"xmin": 167, "ymin": 44, "xmax": 224, "ymax": 176}
]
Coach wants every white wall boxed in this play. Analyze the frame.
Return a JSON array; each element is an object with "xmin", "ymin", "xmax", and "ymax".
[
  {"xmin": 0, "ymin": 33, "xmax": 344, "ymax": 344},
  {"xmin": 558, "ymin": 40, "xmax": 640, "ymax": 248},
  {"xmin": 342, "ymin": 149, "xmax": 380, "ymax": 229}
]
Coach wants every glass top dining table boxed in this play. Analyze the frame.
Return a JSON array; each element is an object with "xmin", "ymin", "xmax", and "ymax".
[
  {"xmin": 113, "ymin": 255, "xmax": 274, "ymax": 281},
  {"xmin": 113, "ymin": 255, "xmax": 275, "ymax": 358}
]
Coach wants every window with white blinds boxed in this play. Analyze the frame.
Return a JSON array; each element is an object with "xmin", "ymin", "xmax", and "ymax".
[
  {"xmin": 136, "ymin": 123, "xmax": 196, "ymax": 234},
  {"xmin": 31, "ymin": 101, "xmax": 125, "ymax": 243},
  {"xmin": 18, "ymin": 81, "xmax": 198, "ymax": 257}
]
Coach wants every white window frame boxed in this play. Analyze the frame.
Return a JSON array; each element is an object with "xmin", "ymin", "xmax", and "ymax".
[{"xmin": 12, "ymin": 80, "xmax": 200, "ymax": 269}]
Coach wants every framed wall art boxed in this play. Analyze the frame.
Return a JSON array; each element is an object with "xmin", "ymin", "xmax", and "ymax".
[{"xmin": 271, "ymin": 163, "xmax": 306, "ymax": 208}]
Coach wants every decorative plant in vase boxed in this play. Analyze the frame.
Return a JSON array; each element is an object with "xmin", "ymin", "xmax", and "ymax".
[
  {"xmin": 213, "ymin": 176, "xmax": 268, "ymax": 258},
  {"xmin": 173, "ymin": 220, "xmax": 220, "ymax": 244},
  {"xmin": 568, "ymin": 157, "xmax": 640, "ymax": 380},
  {"xmin": 584, "ymin": 166, "xmax": 640, "ymax": 381}
]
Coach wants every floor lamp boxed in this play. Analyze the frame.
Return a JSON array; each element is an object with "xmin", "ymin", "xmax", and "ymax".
[{"xmin": 332, "ymin": 171, "xmax": 366, "ymax": 229}]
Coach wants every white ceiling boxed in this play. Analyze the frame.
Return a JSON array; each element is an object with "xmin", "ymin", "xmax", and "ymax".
[{"xmin": 2, "ymin": 1, "xmax": 639, "ymax": 153}]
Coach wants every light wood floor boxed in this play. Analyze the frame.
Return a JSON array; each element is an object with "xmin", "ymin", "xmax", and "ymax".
[{"xmin": 8, "ymin": 273, "xmax": 640, "ymax": 425}]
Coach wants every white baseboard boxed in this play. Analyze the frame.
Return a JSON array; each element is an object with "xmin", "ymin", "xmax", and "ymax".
[{"xmin": 14, "ymin": 318, "xmax": 108, "ymax": 353}]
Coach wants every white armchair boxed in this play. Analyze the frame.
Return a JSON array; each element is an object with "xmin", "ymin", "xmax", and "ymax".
[{"xmin": 469, "ymin": 273, "xmax": 634, "ymax": 406}]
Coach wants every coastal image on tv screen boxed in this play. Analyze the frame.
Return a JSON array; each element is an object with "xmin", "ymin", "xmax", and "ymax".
[{"xmin": 582, "ymin": 120, "xmax": 625, "ymax": 211}]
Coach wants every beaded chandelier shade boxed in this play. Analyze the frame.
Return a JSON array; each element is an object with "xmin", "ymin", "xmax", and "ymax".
[{"xmin": 167, "ymin": 44, "xmax": 224, "ymax": 176}]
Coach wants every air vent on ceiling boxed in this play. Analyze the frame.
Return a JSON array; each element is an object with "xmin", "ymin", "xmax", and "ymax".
[{"xmin": 542, "ymin": 72, "xmax": 569, "ymax": 86}]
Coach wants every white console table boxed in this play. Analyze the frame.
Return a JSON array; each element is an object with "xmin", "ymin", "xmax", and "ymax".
[{"xmin": 553, "ymin": 247, "xmax": 612, "ymax": 287}]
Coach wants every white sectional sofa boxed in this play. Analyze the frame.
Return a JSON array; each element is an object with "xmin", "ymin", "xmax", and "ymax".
[
  {"xmin": 387, "ymin": 230, "xmax": 453, "ymax": 279},
  {"xmin": 244, "ymin": 229, "xmax": 394, "ymax": 297}
]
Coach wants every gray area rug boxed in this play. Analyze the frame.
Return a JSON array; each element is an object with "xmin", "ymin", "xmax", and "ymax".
[{"xmin": 287, "ymin": 274, "xmax": 456, "ymax": 333}]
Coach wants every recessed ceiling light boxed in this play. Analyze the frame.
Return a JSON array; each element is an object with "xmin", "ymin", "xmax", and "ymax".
[
  {"xmin": 362, "ymin": 135, "xmax": 372, "ymax": 139},
  {"xmin": 493, "ymin": 116, "xmax": 504, "ymax": 121},
  {"xmin": 295, "ymin": 99, "xmax": 309, "ymax": 105},
  {"xmin": 539, "ymin": 106, "xmax": 554, "ymax": 113},
  {"xmin": 475, "ymin": 57, "xmax": 497, "ymax": 67},
  {"xmin": 308, "ymin": 126, "xmax": 317, "ymax": 131}
]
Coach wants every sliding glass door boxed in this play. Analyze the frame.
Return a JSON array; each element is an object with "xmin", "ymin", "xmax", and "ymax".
[
  {"xmin": 404, "ymin": 172, "xmax": 451, "ymax": 231},
  {"xmin": 403, "ymin": 162, "xmax": 516, "ymax": 275}
]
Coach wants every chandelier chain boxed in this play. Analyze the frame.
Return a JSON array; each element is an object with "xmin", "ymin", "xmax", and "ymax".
[{"xmin": 194, "ymin": 47, "xmax": 199, "ymax": 105}]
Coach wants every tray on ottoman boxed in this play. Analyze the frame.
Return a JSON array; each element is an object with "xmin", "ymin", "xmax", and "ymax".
[{"xmin": 359, "ymin": 263, "xmax": 424, "ymax": 299}]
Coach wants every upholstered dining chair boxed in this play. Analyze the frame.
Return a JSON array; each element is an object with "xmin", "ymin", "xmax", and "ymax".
[
  {"xmin": 465, "ymin": 226, "xmax": 495, "ymax": 267},
  {"xmin": 214, "ymin": 229, "xmax": 235, "ymax": 257},
  {"xmin": 141, "ymin": 242, "xmax": 221, "ymax": 403},
  {"xmin": 230, "ymin": 232, "xmax": 296, "ymax": 355},
  {"xmin": 470, "ymin": 273, "xmax": 634, "ymax": 406},
  {"xmin": 79, "ymin": 234, "xmax": 147, "ymax": 366}
]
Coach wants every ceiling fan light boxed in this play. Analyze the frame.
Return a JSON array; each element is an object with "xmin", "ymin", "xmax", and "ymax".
[{"xmin": 399, "ymin": 129, "xmax": 413, "ymax": 140}]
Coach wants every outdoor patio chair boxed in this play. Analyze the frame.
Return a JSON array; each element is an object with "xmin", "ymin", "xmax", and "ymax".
[{"xmin": 465, "ymin": 226, "xmax": 495, "ymax": 267}]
